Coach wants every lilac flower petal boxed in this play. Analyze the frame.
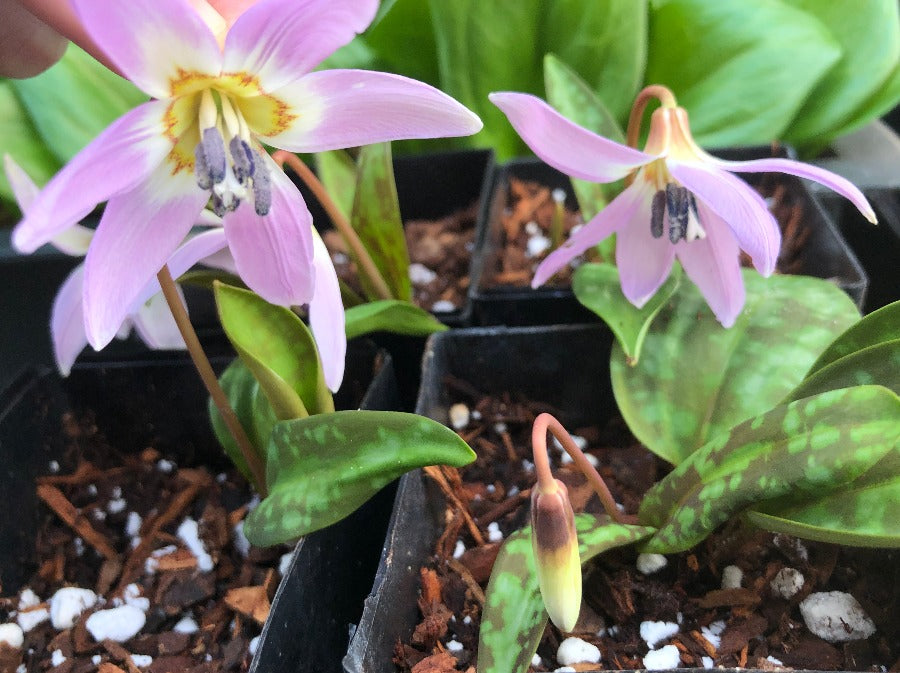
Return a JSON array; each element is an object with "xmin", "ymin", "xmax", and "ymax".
[
  {"xmin": 309, "ymin": 229, "xmax": 346, "ymax": 393},
  {"xmin": 71, "ymin": 0, "xmax": 222, "ymax": 99},
  {"xmin": 668, "ymin": 161, "xmax": 781, "ymax": 276},
  {"xmin": 3, "ymin": 153, "xmax": 40, "ymax": 210},
  {"xmin": 224, "ymin": 0, "xmax": 378, "ymax": 91},
  {"xmin": 676, "ymin": 202, "xmax": 746, "ymax": 328},
  {"xmin": 131, "ymin": 292, "xmax": 187, "ymax": 350},
  {"xmin": 489, "ymin": 92, "xmax": 655, "ymax": 183},
  {"xmin": 50, "ymin": 265, "xmax": 88, "ymax": 376},
  {"xmin": 12, "ymin": 101, "xmax": 172, "ymax": 253},
  {"xmin": 616, "ymin": 187, "xmax": 677, "ymax": 308},
  {"xmin": 532, "ymin": 183, "xmax": 646, "ymax": 288},
  {"xmin": 255, "ymin": 70, "xmax": 482, "ymax": 152},
  {"xmin": 711, "ymin": 156, "xmax": 877, "ymax": 223},
  {"xmin": 50, "ymin": 226, "xmax": 94, "ymax": 257},
  {"xmin": 83, "ymin": 167, "xmax": 206, "ymax": 350},
  {"xmin": 222, "ymin": 154, "xmax": 315, "ymax": 306}
]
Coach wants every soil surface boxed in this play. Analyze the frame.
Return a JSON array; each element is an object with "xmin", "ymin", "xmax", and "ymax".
[
  {"xmin": 0, "ymin": 411, "xmax": 288, "ymax": 673},
  {"xmin": 323, "ymin": 203, "xmax": 479, "ymax": 314},
  {"xmin": 394, "ymin": 384, "xmax": 899, "ymax": 673},
  {"xmin": 483, "ymin": 174, "xmax": 811, "ymax": 289}
]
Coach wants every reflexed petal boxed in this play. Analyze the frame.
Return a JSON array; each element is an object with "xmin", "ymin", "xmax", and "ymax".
[
  {"xmin": 83, "ymin": 167, "xmax": 206, "ymax": 350},
  {"xmin": 309, "ymin": 229, "xmax": 345, "ymax": 392},
  {"xmin": 224, "ymin": 0, "xmax": 377, "ymax": 90},
  {"xmin": 131, "ymin": 292, "xmax": 187, "ymax": 350},
  {"xmin": 676, "ymin": 202, "xmax": 745, "ymax": 328},
  {"xmin": 616, "ymin": 186, "xmax": 677, "ymax": 307},
  {"xmin": 71, "ymin": 0, "xmax": 222, "ymax": 99},
  {"xmin": 50, "ymin": 265, "xmax": 88, "ymax": 376},
  {"xmin": 711, "ymin": 156, "xmax": 877, "ymax": 223},
  {"xmin": 668, "ymin": 161, "xmax": 780, "ymax": 276},
  {"xmin": 12, "ymin": 101, "xmax": 172, "ymax": 253},
  {"xmin": 222, "ymin": 154, "xmax": 315, "ymax": 306},
  {"xmin": 489, "ymin": 92, "xmax": 655, "ymax": 183},
  {"xmin": 50, "ymin": 226, "xmax": 94, "ymax": 257},
  {"xmin": 533, "ymin": 183, "xmax": 646, "ymax": 287},
  {"xmin": 252, "ymin": 70, "xmax": 482, "ymax": 152},
  {"xmin": 3, "ymin": 153, "xmax": 40, "ymax": 211}
]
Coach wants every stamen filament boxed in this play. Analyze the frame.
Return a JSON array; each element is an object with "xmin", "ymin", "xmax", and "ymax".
[{"xmin": 199, "ymin": 89, "xmax": 218, "ymax": 130}]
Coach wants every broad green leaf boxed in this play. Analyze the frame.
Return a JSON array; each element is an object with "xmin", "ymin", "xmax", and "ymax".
[
  {"xmin": 209, "ymin": 359, "xmax": 276, "ymax": 481},
  {"xmin": 214, "ymin": 282, "xmax": 333, "ymax": 419},
  {"xmin": 746, "ymin": 451, "xmax": 900, "ymax": 547},
  {"xmin": 543, "ymin": 54, "xmax": 624, "ymax": 218},
  {"xmin": 826, "ymin": 63, "xmax": 900, "ymax": 143},
  {"xmin": 365, "ymin": 0, "xmax": 440, "ymax": 86},
  {"xmin": 11, "ymin": 44, "xmax": 146, "ymax": 163},
  {"xmin": 350, "ymin": 143, "xmax": 411, "ymax": 301},
  {"xmin": 314, "ymin": 150, "xmax": 356, "ymax": 222},
  {"xmin": 786, "ymin": 340, "xmax": 900, "ymax": 401},
  {"xmin": 573, "ymin": 263, "xmax": 680, "ymax": 364},
  {"xmin": 478, "ymin": 514, "xmax": 655, "ymax": 673},
  {"xmin": 540, "ymin": 0, "xmax": 647, "ymax": 125},
  {"xmin": 243, "ymin": 412, "xmax": 476, "ymax": 545},
  {"xmin": 176, "ymin": 269, "xmax": 244, "ymax": 291},
  {"xmin": 646, "ymin": 0, "xmax": 841, "ymax": 147},
  {"xmin": 782, "ymin": 0, "xmax": 899, "ymax": 145},
  {"xmin": 0, "ymin": 82, "xmax": 60, "ymax": 206},
  {"xmin": 639, "ymin": 385, "xmax": 900, "ymax": 553},
  {"xmin": 805, "ymin": 301, "xmax": 900, "ymax": 376},
  {"xmin": 612, "ymin": 271, "xmax": 859, "ymax": 465},
  {"xmin": 345, "ymin": 300, "xmax": 448, "ymax": 340}
]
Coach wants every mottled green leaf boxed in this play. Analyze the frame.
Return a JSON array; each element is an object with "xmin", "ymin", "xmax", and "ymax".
[
  {"xmin": 787, "ymin": 340, "xmax": 900, "ymax": 402},
  {"xmin": 0, "ymin": 82, "xmax": 60, "ymax": 206},
  {"xmin": 243, "ymin": 412, "xmax": 475, "ymax": 545},
  {"xmin": 747, "ymin": 449, "xmax": 900, "ymax": 548},
  {"xmin": 805, "ymin": 301, "xmax": 900, "ymax": 376},
  {"xmin": 11, "ymin": 45, "xmax": 146, "ymax": 163},
  {"xmin": 573, "ymin": 263, "xmax": 680, "ymax": 365},
  {"xmin": 478, "ymin": 514, "xmax": 654, "ymax": 673},
  {"xmin": 345, "ymin": 300, "xmax": 448, "ymax": 340},
  {"xmin": 612, "ymin": 271, "xmax": 859, "ymax": 465},
  {"xmin": 350, "ymin": 142, "xmax": 411, "ymax": 301},
  {"xmin": 544, "ymin": 54, "xmax": 624, "ymax": 219},
  {"xmin": 214, "ymin": 282, "xmax": 333, "ymax": 419},
  {"xmin": 646, "ymin": 0, "xmax": 841, "ymax": 147},
  {"xmin": 639, "ymin": 385, "xmax": 900, "ymax": 553},
  {"xmin": 209, "ymin": 360, "xmax": 276, "ymax": 482},
  {"xmin": 782, "ymin": 0, "xmax": 899, "ymax": 146}
]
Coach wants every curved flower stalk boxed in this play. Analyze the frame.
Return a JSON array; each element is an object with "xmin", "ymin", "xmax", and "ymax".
[
  {"xmin": 12, "ymin": 0, "xmax": 482, "ymax": 352},
  {"xmin": 490, "ymin": 88, "xmax": 875, "ymax": 327}
]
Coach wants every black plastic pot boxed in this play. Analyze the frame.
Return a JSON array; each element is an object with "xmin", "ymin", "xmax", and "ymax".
[
  {"xmin": 469, "ymin": 151, "xmax": 869, "ymax": 326},
  {"xmin": 0, "ymin": 339, "xmax": 399, "ymax": 673}
]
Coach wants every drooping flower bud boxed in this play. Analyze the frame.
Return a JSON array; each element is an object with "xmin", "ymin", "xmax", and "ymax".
[{"xmin": 531, "ymin": 478, "xmax": 581, "ymax": 632}]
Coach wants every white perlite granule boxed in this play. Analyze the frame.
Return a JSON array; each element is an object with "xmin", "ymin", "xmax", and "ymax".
[
  {"xmin": 408, "ymin": 263, "xmax": 437, "ymax": 285},
  {"xmin": 173, "ymin": 616, "xmax": 199, "ymax": 634},
  {"xmin": 177, "ymin": 518, "xmax": 214, "ymax": 572},
  {"xmin": 449, "ymin": 403, "xmax": 470, "ymax": 430},
  {"xmin": 49, "ymin": 587, "xmax": 97, "ymax": 629},
  {"xmin": 643, "ymin": 645, "xmax": 681, "ymax": 670},
  {"xmin": 556, "ymin": 637, "xmax": 601, "ymax": 665},
  {"xmin": 487, "ymin": 522, "xmax": 503, "ymax": 542},
  {"xmin": 446, "ymin": 639, "xmax": 464, "ymax": 652},
  {"xmin": 131, "ymin": 654, "xmax": 153, "ymax": 667},
  {"xmin": 640, "ymin": 620, "xmax": 679, "ymax": 649},
  {"xmin": 86, "ymin": 605, "xmax": 146, "ymax": 643},
  {"xmin": 799, "ymin": 592, "xmax": 876, "ymax": 642},
  {"xmin": 770, "ymin": 567, "xmax": 804, "ymax": 599},
  {"xmin": 0, "ymin": 623, "xmax": 24, "ymax": 649},
  {"xmin": 51, "ymin": 649, "xmax": 66, "ymax": 666},
  {"xmin": 249, "ymin": 635, "xmax": 261, "ymax": 656},
  {"xmin": 636, "ymin": 553, "xmax": 668, "ymax": 575},
  {"xmin": 721, "ymin": 565, "xmax": 743, "ymax": 589}
]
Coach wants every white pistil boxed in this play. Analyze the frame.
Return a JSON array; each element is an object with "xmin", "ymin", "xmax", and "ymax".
[{"xmin": 199, "ymin": 89, "xmax": 218, "ymax": 131}]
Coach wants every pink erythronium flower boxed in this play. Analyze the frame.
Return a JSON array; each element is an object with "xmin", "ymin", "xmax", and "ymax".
[
  {"xmin": 12, "ymin": 0, "xmax": 482, "ymax": 351},
  {"xmin": 489, "ymin": 90, "xmax": 876, "ymax": 327}
]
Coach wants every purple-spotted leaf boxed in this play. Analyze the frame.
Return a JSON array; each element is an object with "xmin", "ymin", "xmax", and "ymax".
[
  {"xmin": 573, "ymin": 262, "xmax": 681, "ymax": 364},
  {"xmin": 345, "ymin": 300, "xmax": 447, "ymax": 340},
  {"xmin": 214, "ymin": 282, "xmax": 333, "ymax": 419},
  {"xmin": 350, "ymin": 142, "xmax": 412, "ymax": 301},
  {"xmin": 612, "ymin": 271, "xmax": 859, "ymax": 466},
  {"xmin": 478, "ymin": 514, "xmax": 654, "ymax": 673},
  {"xmin": 639, "ymin": 385, "xmax": 900, "ymax": 553},
  {"xmin": 243, "ymin": 411, "xmax": 475, "ymax": 546}
]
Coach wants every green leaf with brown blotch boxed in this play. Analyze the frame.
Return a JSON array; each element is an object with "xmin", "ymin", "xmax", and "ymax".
[
  {"xmin": 478, "ymin": 514, "xmax": 655, "ymax": 673},
  {"xmin": 746, "ymin": 450, "xmax": 900, "ymax": 548},
  {"xmin": 612, "ymin": 271, "xmax": 860, "ymax": 466},
  {"xmin": 345, "ymin": 300, "xmax": 447, "ymax": 340},
  {"xmin": 214, "ymin": 282, "xmax": 333, "ymax": 419},
  {"xmin": 243, "ymin": 412, "xmax": 475, "ymax": 546},
  {"xmin": 573, "ymin": 263, "xmax": 680, "ymax": 365},
  {"xmin": 209, "ymin": 359, "xmax": 276, "ymax": 482},
  {"xmin": 350, "ymin": 142, "xmax": 411, "ymax": 301},
  {"xmin": 314, "ymin": 149, "xmax": 357, "ymax": 222},
  {"xmin": 639, "ymin": 385, "xmax": 900, "ymax": 554}
]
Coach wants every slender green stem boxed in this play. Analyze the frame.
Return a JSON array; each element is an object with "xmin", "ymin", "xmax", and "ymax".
[
  {"xmin": 532, "ymin": 413, "xmax": 636, "ymax": 525},
  {"xmin": 156, "ymin": 265, "xmax": 268, "ymax": 495},
  {"xmin": 273, "ymin": 150, "xmax": 394, "ymax": 301}
]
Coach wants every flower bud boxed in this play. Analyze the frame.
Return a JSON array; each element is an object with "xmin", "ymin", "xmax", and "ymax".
[{"xmin": 531, "ymin": 478, "xmax": 581, "ymax": 631}]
